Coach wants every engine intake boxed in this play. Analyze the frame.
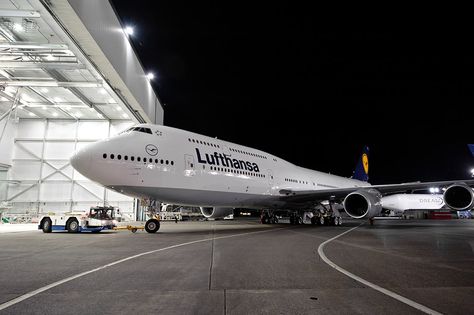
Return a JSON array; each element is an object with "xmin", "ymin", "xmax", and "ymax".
[
  {"xmin": 443, "ymin": 184, "xmax": 474, "ymax": 210},
  {"xmin": 200, "ymin": 207, "xmax": 234, "ymax": 218},
  {"xmin": 343, "ymin": 189, "xmax": 382, "ymax": 219}
]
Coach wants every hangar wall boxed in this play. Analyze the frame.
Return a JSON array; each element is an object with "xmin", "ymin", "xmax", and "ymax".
[{"xmin": 0, "ymin": 118, "xmax": 134, "ymax": 215}]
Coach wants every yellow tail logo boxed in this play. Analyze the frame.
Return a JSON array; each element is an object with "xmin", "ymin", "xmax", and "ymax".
[{"xmin": 362, "ymin": 153, "xmax": 369, "ymax": 174}]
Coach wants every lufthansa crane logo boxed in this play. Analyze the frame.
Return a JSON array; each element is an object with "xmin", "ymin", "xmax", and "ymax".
[
  {"xmin": 145, "ymin": 144, "xmax": 158, "ymax": 156},
  {"xmin": 362, "ymin": 153, "xmax": 369, "ymax": 174}
]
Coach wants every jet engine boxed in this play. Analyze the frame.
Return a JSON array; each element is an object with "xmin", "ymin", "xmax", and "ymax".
[
  {"xmin": 443, "ymin": 183, "xmax": 474, "ymax": 210},
  {"xmin": 200, "ymin": 207, "xmax": 234, "ymax": 218},
  {"xmin": 343, "ymin": 189, "xmax": 383, "ymax": 219}
]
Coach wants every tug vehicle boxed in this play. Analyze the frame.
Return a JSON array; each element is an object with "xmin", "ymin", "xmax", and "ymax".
[{"xmin": 38, "ymin": 206, "xmax": 117, "ymax": 233}]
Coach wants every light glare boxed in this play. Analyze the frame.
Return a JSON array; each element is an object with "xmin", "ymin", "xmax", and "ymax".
[
  {"xmin": 146, "ymin": 72, "xmax": 154, "ymax": 80},
  {"xmin": 13, "ymin": 23, "xmax": 24, "ymax": 32},
  {"xmin": 124, "ymin": 26, "xmax": 134, "ymax": 36}
]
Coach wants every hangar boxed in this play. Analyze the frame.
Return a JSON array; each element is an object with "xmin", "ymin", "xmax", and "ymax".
[{"xmin": 0, "ymin": 0, "xmax": 163, "ymax": 221}]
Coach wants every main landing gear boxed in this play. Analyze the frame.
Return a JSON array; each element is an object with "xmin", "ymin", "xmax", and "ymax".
[
  {"xmin": 310, "ymin": 214, "xmax": 342, "ymax": 226},
  {"xmin": 260, "ymin": 210, "xmax": 279, "ymax": 224}
]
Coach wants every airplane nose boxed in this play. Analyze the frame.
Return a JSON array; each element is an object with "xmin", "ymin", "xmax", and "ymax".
[{"xmin": 70, "ymin": 148, "xmax": 92, "ymax": 176}]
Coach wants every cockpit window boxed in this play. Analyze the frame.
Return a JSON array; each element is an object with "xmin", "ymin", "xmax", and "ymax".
[
  {"xmin": 119, "ymin": 127, "xmax": 134, "ymax": 135},
  {"xmin": 131, "ymin": 127, "xmax": 152, "ymax": 134}
]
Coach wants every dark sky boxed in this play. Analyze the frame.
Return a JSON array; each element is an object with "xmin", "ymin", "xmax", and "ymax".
[{"xmin": 109, "ymin": 1, "xmax": 474, "ymax": 184}]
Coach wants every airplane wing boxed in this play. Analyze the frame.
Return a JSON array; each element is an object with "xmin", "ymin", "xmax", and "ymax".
[{"xmin": 279, "ymin": 179, "xmax": 474, "ymax": 203}]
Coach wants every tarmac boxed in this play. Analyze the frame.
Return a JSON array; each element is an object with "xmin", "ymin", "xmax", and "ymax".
[{"xmin": 0, "ymin": 218, "xmax": 473, "ymax": 314}]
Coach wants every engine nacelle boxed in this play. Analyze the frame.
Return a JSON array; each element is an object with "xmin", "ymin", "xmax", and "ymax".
[
  {"xmin": 343, "ymin": 189, "xmax": 383, "ymax": 219},
  {"xmin": 443, "ymin": 183, "xmax": 474, "ymax": 210},
  {"xmin": 200, "ymin": 207, "xmax": 234, "ymax": 218}
]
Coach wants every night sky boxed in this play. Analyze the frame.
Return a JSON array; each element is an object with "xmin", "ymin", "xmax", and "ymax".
[{"xmin": 110, "ymin": 1, "xmax": 474, "ymax": 184}]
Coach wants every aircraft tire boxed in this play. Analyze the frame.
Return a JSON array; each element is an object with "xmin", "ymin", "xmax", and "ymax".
[
  {"xmin": 145, "ymin": 219, "xmax": 160, "ymax": 233},
  {"xmin": 42, "ymin": 218, "xmax": 52, "ymax": 233},
  {"xmin": 319, "ymin": 216, "xmax": 325, "ymax": 225}
]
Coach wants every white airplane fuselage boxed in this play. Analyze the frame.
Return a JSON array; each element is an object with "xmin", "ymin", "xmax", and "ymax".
[{"xmin": 71, "ymin": 124, "xmax": 367, "ymax": 209}]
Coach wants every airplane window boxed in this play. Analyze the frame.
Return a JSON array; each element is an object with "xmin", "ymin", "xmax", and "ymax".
[
  {"xmin": 110, "ymin": 154, "xmax": 114, "ymax": 159},
  {"xmin": 131, "ymin": 156, "xmax": 134, "ymax": 161},
  {"xmin": 137, "ymin": 157, "xmax": 141, "ymax": 162},
  {"xmin": 166, "ymin": 160, "xmax": 169, "ymax": 165},
  {"xmin": 131, "ymin": 127, "xmax": 152, "ymax": 134},
  {"xmin": 217, "ymin": 145, "xmax": 220, "ymax": 148},
  {"xmin": 155, "ymin": 159, "xmax": 158, "ymax": 163},
  {"xmin": 103, "ymin": 154, "xmax": 107, "ymax": 159},
  {"xmin": 118, "ymin": 155, "xmax": 121, "ymax": 160},
  {"xmin": 203, "ymin": 165, "xmax": 205, "ymax": 169},
  {"xmin": 124, "ymin": 156, "xmax": 128, "ymax": 161},
  {"xmin": 192, "ymin": 139, "xmax": 195, "ymax": 143},
  {"xmin": 190, "ymin": 163, "xmax": 193, "ymax": 167},
  {"xmin": 143, "ymin": 158, "xmax": 147, "ymax": 163},
  {"xmin": 119, "ymin": 127, "xmax": 133, "ymax": 135},
  {"xmin": 160, "ymin": 159, "xmax": 164, "ymax": 164},
  {"xmin": 171, "ymin": 161, "xmax": 174, "ymax": 166}
]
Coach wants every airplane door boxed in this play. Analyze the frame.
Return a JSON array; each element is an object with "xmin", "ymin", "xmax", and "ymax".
[
  {"xmin": 185, "ymin": 155, "xmax": 195, "ymax": 175},
  {"xmin": 267, "ymin": 169, "xmax": 274, "ymax": 187},
  {"xmin": 222, "ymin": 144, "xmax": 231, "ymax": 156}
]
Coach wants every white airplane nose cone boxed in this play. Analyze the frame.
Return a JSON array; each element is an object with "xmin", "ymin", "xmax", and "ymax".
[{"xmin": 70, "ymin": 148, "xmax": 91, "ymax": 176}]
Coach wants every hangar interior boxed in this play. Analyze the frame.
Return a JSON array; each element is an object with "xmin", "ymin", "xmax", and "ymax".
[{"xmin": 0, "ymin": 0, "xmax": 163, "ymax": 221}]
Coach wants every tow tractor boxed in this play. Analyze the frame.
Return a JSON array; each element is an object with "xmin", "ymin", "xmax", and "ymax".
[{"xmin": 38, "ymin": 206, "xmax": 117, "ymax": 233}]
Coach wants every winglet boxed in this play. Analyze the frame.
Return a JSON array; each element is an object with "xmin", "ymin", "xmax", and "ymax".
[{"xmin": 352, "ymin": 146, "xmax": 369, "ymax": 182}]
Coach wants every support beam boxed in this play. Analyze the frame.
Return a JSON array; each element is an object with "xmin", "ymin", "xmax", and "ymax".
[
  {"xmin": 0, "ymin": 81, "xmax": 102, "ymax": 88},
  {"xmin": 47, "ymin": 70, "xmax": 108, "ymax": 119},
  {"xmin": 0, "ymin": 9, "xmax": 40, "ymax": 18},
  {"xmin": 0, "ymin": 62, "xmax": 85, "ymax": 70},
  {"xmin": 0, "ymin": 43, "xmax": 68, "ymax": 50}
]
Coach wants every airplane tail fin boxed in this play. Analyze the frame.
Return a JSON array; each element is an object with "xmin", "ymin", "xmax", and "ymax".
[{"xmin": 352, "ymin": 146, "xmax": 369, "ymax": 182}]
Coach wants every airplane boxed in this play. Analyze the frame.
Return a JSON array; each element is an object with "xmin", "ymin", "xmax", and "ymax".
[
  {"xmin": 380, "ymin": 193, "xmax": 445, "ymax": 216},
  {"xmin": 69, "ymin": 124, "xmax": 474, "ymax": 233}
]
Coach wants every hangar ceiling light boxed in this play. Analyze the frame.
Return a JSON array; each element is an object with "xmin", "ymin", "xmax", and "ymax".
[{"xmin": 124, "ymin": 26, "xmax": 134, "ymax": 36}]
